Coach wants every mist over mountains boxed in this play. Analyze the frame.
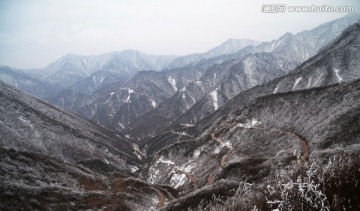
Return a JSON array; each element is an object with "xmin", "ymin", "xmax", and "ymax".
[{"xmin": 1, "ymin": 13, "xmax": 360, "ymax": 210}]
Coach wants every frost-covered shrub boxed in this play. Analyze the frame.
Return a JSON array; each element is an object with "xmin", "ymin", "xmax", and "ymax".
[
  {"xmin": 319, "ymin": 153, "xmax": 360, "ymax": 210},
  {"xmin": 266, "ymin": 153, "xmax": 360, "ymax": 210},
  {"xmin": 190, "ymin": 153, "xmax": 360, "ymax": 211},
  {"xmin": 266, "ymin": 162, "xmax": 330, "ymax": 210}
]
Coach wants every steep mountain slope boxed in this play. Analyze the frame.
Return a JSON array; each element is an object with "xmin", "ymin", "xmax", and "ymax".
[
  {"xmin": 126, "ymin": 14, "xmax": 360, "ymax": 138},
  {"xmin": 171, "ymin": 18, "xmax": 360, "ymax": 133},
  {"xmin": 144, "ymin": 79, "xmax": 360, "ymax": 210},
  {"xmin": 139, "ymin": 19, "xmax": 360, "ymax": 160},
  {"xmin": 129, "ymin": 53, "xmax": 295, "ymax": 138},
  {"xmin": 69, "ymin": 69, "xmax": 129, "ymax": 93},
  {"xmin": 0, "ymin": 147, "xmax": 180, "ymax": 210},
  {"xmin": 0, "ymin": 82, "xmax": 184, "ymax": 210},
  {"xmin": 0, "ymin": 81, "xmax": 139, "ymax": 170},
  {"xmin": 0, "ymin": 66, "xmax": 57, "ymax": 98},
  {"xmin": 75, "ymin": 64, "xmax": 210, "ymax": 132},
  {"xmin": 165, "ymin": 39, "xmax": 261, "ymax": 69}
]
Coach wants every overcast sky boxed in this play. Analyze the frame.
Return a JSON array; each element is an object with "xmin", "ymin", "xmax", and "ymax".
[{"xmin": 0, "ymin": 0, "xmax": 359, "ymax": 69}]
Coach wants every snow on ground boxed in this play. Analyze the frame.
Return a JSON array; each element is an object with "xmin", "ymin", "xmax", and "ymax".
[
  {"xmin": 158, "ymin": 157, "xmax": 175, "ymax": 165},
  {"xmin": 125, "ymin": 88, "xmax": 134, "ymax": 103},
  {"xmin": 118, "ymin": 122, "xmax": 125, "ymax": 129},
  {"xmin": 170, "ymin": 172, "xmax": 187, "ymax": 189},
  {"xmin": 148, "ymin": 153, "xmax": 199, "ymax": 189},
  {"xmin": 193, "ymin": 150, "xmax": 201, "ymax": 158},
  {"xmin": 180, "ymin": 123, "xmax": 195, "ymax": 127},
  {"xmin": 273, "ymin": 84, "xmax": 279, "ymax": 93},
  {"xmin": 92, "ymin": 75, "xmax": 105, "ymax": 88},
  {"xmin": 293, "ymin": 77, "xmax": 303, "ymax": 90},
  {"xmin": 167, "ymin": 76, "xmax": 177, "ymax": 91},
  {"xmin": 127, "ymin": 88, "xmax": 134, "ymax": 94},
  {"xmin": 222, "ymin": 140, "xmax": 233, "ymax": 150},
  {"xmin": 170, "ymin": 163, "xmax": 197, "ymax": 188},
  {"xmin": 132, "ymin": 144, "xmax": 145, "ymax": 160},
  {"xmin": 18, "ymin": 116, "xmax": 34, "ymax": 129},
  {"xmin": 193, "ymin": 145, "xmax": 206, "ymax": 159},
  {"xmin": 171, "ymin": 130, "xmax": 192, "ymax": 137},
  {"xmin": 104, "ymin": 159, "xmax": 110, "ymax": 164},
  {"xmin": 334, "ymin": 69, "xmax": 343, "ymax": 82},
  {"xmin": 125, "ymin": 95, "xmax": 131, "ymax": 103},
  {"xmin": 130, "ymin": 165, "xmax": 139, "ymax": 173},
  {"xmin": 148, "ymin": 156, "xmax": 175, "ymax": 184},
  {"xmin": 237, "ymin": 118, "xmax": 262, "ymax": 129},
  {"xmin": 151, "ymin": 100, "xmax": 157, "ymax": 108},
  {"xmin": 213, "ymin": 145, "xmax": 223, "ymax": 154},
  {"xmin": 148, "ymin": 167, "xmax": 160, "ymax": 184},
  {"xmin": 212, "ymin": 139, "xmax": 233, "ymax": 154},
  {"xmin": 209, "ymin": 88, "xmax": 219, "ymax": 110}
]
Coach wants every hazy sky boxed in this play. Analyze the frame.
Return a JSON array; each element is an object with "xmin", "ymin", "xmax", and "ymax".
[{"xmin": 0, "ymin": 0, "xmax": 359, "ymax": 68}]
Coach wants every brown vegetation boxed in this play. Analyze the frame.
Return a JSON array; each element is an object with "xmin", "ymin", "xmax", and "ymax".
[{"xmin": 155, "ymin": 189, "xmax": 166, "ymax": 208}]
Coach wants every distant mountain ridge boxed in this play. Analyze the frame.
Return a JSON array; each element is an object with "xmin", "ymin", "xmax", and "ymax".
[
  {"xmin": 165, "ymin": 39, "xmax": 261, "ymax": 69},
  {"xmin": 0, "ymin": 66, "xmax": 57, "ymax": 98},
  {"xmin": 28, "ymin": 50, "xmax": 177, "ymax": 90},
  {"xmin": 0, "ymin": 39, "xmax": 261, "ymax": 98},
  {"xmin": 0, "ymin": 81, "xmax": 138, "ymax": 168}
]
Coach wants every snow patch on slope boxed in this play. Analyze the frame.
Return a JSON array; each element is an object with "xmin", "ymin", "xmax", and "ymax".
[
  {"xmin": 273, "ymin": 84, "xmax": 280, "ymax": 93},
  {"xmin": 180, "ymin": 123, "xmax": 195, "ymax": 127},
  {"xmin": 237, "ymin": 118, "xmax": 262, "ymax": 129},
  {"xmin": 170, "ymin": 163, "xmax": 197, "ymax": 189},
  {"xmin": 168, "ymin": 76, "xmax": 177, "ymax": 91},
  {"xmin": 293, "ymin": 77, "xmax": 303, "ymax": 90},
  {"xmin": 209, "ymin": 88, "xmax": 219, "ymax": 110},
  {"xmin": 18, "ymin": 116, "xmax": 34, "ymax": 129},
  {"xmin": 132, "ymin": 144, "xmax": 145, "ymax": 160},
  {"xmin": 118, "ymin": 122, "xmax": 125, "ymax": 129},
  {"xmin": 125, "ymin": 88, "xmax": 134, "ymax": 103},
  {"xmin": 151, "ymin": 100, "xmax": 157, "ymax": 108},
  {"xmin": 212, "ymin": 140, "xmax": 233, "ymax": 154},
  {"xmin": 148, "ymin": 155, "xmax": 175, "ymax": 184},
  {"xmin": 158, "ymin": 157, "xmax": 175, "ymax": 165},
  {"xmin": 334, "ymin": 69, "xmax": 343, "ymax": 82}
]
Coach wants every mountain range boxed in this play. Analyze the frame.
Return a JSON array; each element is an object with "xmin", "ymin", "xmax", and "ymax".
[
  {"xmin": 32, "ymin": 13, "xmax": 358, "ymax": 139},
  {"xmin": 124, "ymin": 13, "xmax": 360, "ymax": 138},
  {"xmin": 1, "ymin": 13, "xmax": 360, "ymax": 210}
]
